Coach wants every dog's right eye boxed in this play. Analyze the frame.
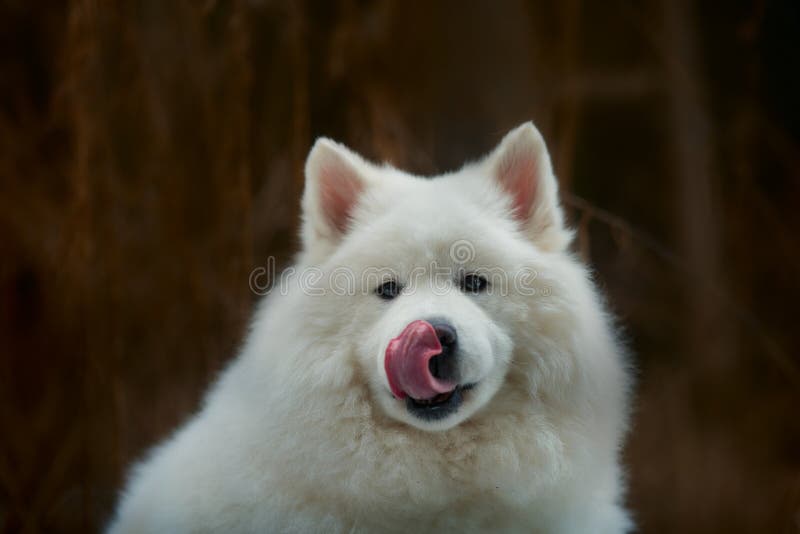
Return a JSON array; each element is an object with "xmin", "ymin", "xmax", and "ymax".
[{"xmin": 375, "ymin": 280, "xmax": 402, "ymax": 300}]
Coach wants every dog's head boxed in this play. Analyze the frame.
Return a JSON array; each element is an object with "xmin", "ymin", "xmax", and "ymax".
[{"xmin": 297, "ymin": 122, "xmax": 580, "ymax": 431}]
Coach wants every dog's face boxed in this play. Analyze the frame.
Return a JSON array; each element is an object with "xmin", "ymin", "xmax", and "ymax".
[{"xmin": 299, "ymin": 123, "xmax": 575, "ymax": 431}]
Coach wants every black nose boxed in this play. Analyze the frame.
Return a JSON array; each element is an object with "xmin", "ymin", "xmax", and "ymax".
[
  {"xmin": 428, "ymin": 322, "xmax": 458, "ymax": 382},
  {"xmin": 434, "ymin": 323, "xmax": 457, "ymax": 348}
]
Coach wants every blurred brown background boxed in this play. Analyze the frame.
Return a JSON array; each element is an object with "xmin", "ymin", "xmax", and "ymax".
[{"xmin": 1, "ymin": 0, "xmax": 799, "ymax": 532}]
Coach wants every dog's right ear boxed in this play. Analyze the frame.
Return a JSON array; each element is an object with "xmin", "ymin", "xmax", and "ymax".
[{"xmin": 301, "ymin": 138, "xmax": 369, "ymax": 255}]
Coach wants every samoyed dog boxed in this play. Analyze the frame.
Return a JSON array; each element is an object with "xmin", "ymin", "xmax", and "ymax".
[{"xmin": 109, "ymin": 122, "xmax": 632, "ymax": 533}]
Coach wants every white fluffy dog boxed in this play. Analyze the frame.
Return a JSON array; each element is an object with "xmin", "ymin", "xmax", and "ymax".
[{"xmin": 109, "ymin": 123, "xmax": 632, "ymax": 533}]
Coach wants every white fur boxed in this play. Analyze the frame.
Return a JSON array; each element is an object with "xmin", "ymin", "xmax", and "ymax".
[{"xmin": 108, "ymin": 123, "xmax": 633, "ymax": 533}]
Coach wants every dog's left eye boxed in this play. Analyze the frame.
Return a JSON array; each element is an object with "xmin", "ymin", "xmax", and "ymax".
[{"xmin": 460, "ymin": 273, "xmax": 489, "ymax": 293}]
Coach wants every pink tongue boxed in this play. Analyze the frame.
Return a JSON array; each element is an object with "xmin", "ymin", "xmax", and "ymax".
[{"xmin": 384, "ymin": 320, "xmax": 456, "ymax": 400}]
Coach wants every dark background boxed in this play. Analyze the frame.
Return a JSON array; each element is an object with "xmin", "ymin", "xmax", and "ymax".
[{"xmin": 1, "ymin": 1, "xmax": 799, "ymax": 532}]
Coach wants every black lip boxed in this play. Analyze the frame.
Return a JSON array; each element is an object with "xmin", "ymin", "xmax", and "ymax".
[{"xmin": 405, "ymin": 383, "xmax": 475, "ymax": 421}]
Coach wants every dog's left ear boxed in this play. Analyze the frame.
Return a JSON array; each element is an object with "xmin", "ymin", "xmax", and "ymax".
[
  {"xmin": 487, "ymin": 122, "xmax": 572, "ymax": 251},
  {"xmin": 301, "ymin": 138, "xmax": 370, "ymax": 257}
]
